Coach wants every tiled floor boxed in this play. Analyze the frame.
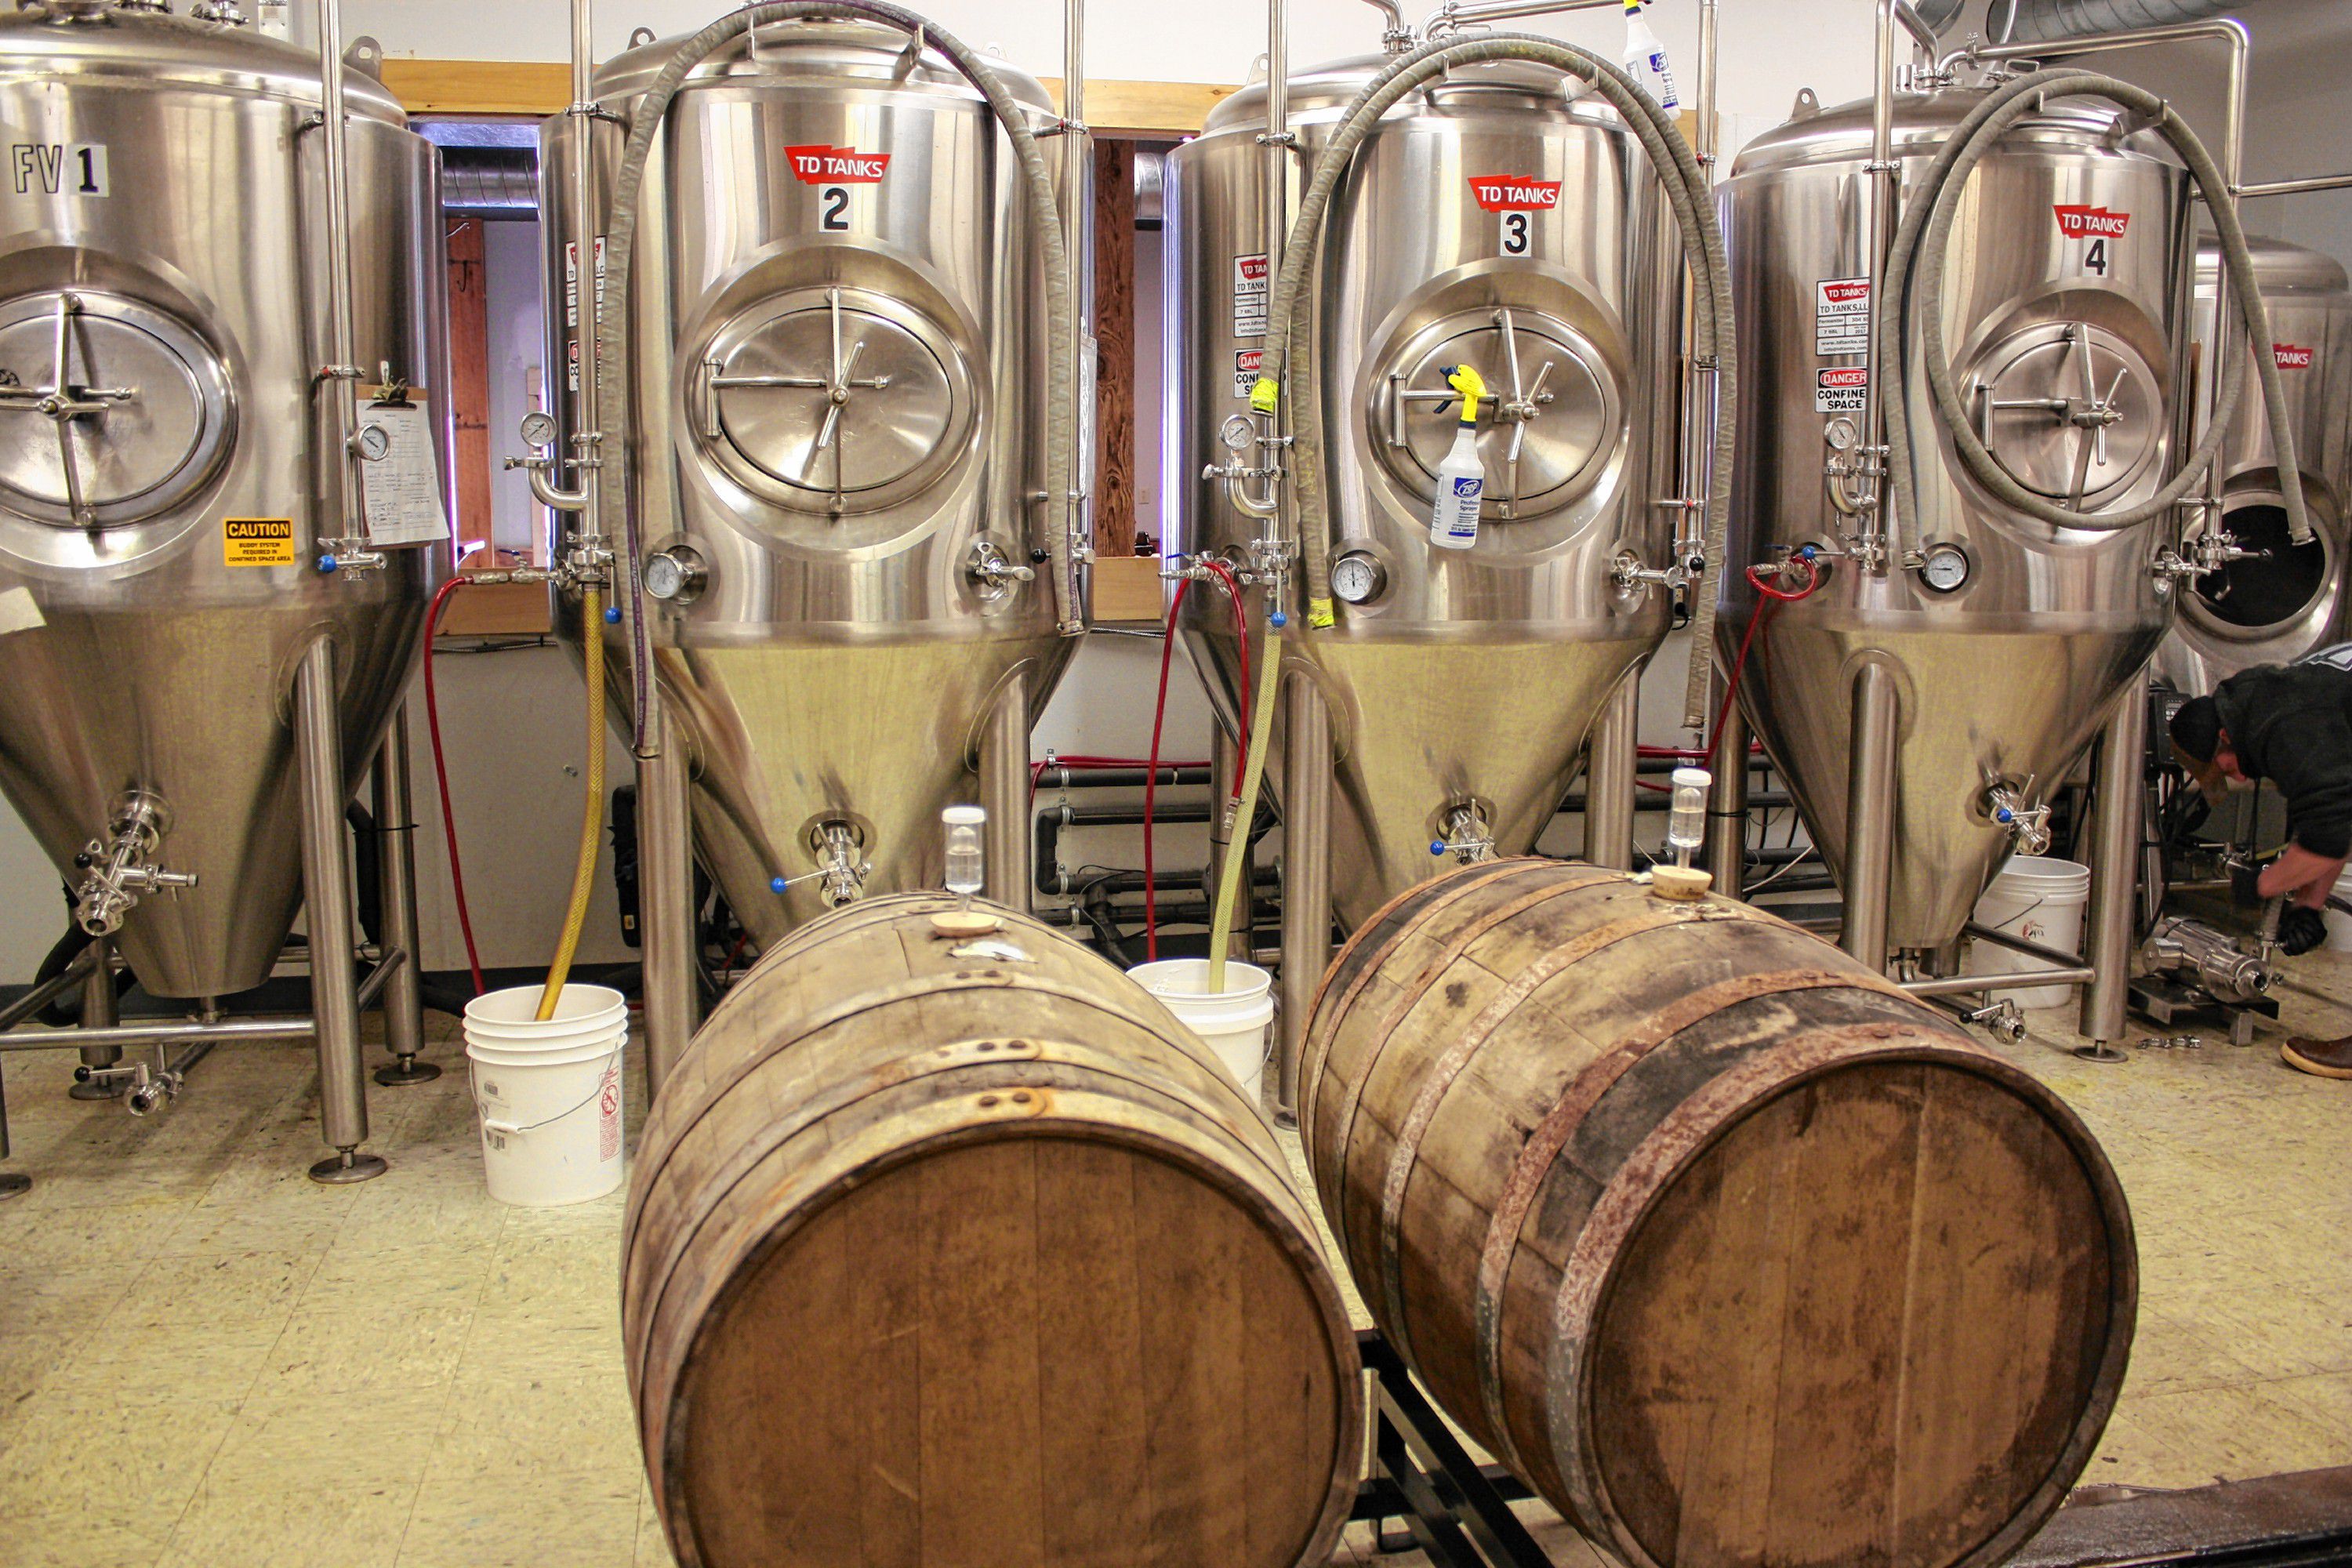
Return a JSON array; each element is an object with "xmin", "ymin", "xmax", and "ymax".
[{"xmin": 0, "ymin": 948, "xmax": 2347, "ymax": 1567}]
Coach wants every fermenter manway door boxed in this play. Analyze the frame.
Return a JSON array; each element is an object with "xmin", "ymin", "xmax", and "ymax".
[
  {"xmin": 1374, "ymin": 304, "xmax": 1618, "ymax": 521},
  {"xmin": 699, "ymin": 284, "xmax": 974, "ymax": 520},
  {"xmin": 0, "ymin": 290, "xmax": 231, "ymax": 529},
  {"xmin": 1970, "ymin": 319, "xmax": 2162, "ymax": 512}
]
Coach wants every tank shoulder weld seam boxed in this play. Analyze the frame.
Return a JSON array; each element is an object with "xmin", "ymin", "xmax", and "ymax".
[
  {"xmin": 1377, "ymin": 901, "xmax": 1742, "ymax": 1377},
  {"xmin": 1467, "ymin": 963, "xmax": 1863, "ymax": 1459}
]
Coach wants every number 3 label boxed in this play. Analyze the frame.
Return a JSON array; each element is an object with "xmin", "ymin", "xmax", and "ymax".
[{"xmin": 1501, "ymin": 212, "xmax": 1530, "ymax": 256}]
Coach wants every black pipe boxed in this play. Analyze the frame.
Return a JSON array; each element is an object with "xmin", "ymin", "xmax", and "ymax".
[{"xmin": 1034, "ymin": 765, "xmax": 1214, "ymax": 790}]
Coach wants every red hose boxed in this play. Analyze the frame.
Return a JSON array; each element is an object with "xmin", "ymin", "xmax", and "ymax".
[
  {"xmin": 1143, "ymin": 579, "xmax": 1191, "ymax": 961},
  {"xmin": 1704, "ymin": 556, "xmax": 1823, "ymax": 775},
  {"xmin": 422, "ymin": 575, "xmax": 486, "ymax": 996}
]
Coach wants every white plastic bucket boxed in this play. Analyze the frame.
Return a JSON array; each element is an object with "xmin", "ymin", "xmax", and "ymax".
[
  {"xmin": 1128, "ymin": 959, "xmax": 1276, "ymax": 1106},
  {"xmin": 2324, "ymin": 866, "xmax": 2352, "ymax": 952},
  {"xmin": 1963, "ymin": 857, "xmax": 2092, "ymax": 1010},
  {"xmin": 463, "ymin": 983, "xmax": 628, "ymax": 1207}
]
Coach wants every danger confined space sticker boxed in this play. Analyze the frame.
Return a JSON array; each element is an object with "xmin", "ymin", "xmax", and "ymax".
[{"xmin": 223, "ymin": 517, "xmax": 296, "ymax": 567}]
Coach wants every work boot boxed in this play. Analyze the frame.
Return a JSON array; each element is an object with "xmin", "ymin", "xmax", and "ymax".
[{"xmin": 2281, "ymin": 1034, "xmax": 2352, "ymax": 1080}]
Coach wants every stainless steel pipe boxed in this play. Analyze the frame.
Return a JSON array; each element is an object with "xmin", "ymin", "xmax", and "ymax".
[
  {"xmin": 1840, "ymin": 662, "xmax": 1900, "ymax": 968},
  {"xmin": 317, "ymin": 0, "xmax": 363, "ymax": 543},
  {"xmin": 74, "ymin": 933, "xmax": 121, "ymax": 1089},
  {"xmin": 1279, "ymin": 675, "xmax": 1332, "ymax": 1124},
  {"xmin": 1704, "ymin": 698, "xmax": 1747, "ymax": 897},
  {"xmin": 292, "ymin": 637, "xmax": 383, "ymax": 1182},
  {"xmin": 2080, "ymin": 677, "xmax": 2149, "ymax": 1048},
  {"xmin": 0, "ymin": 1019, "xmax": 319, "ymax": 1054},
  {"xmin": 1903, "ymin": 968, "xmax": 2094, "ymax": 999},
  {"xmin": 1584, "ymin": 674, "xmax": 1639, "ymax": 870},
  {"xmin": 637, "ymin": 697, "xmax": 698, "ymax": 1100},
  {"xmin": 372, "ymin": 706, "xmax": 426, "ymax": 1074},
  {"xmin": 981, "ymin": 668, "xmax": 1033, "ymax": 914}
]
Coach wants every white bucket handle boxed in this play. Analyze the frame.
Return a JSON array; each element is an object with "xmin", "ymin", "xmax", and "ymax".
[{"xmin": 469, "ymin": 1058, "xmax": 617, "ymax": 1138}]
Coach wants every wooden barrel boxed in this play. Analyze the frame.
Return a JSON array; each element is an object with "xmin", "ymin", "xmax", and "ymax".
[
  {"xmin": 623, "ymin": 894, "xmax": 1363, "ymax": 1568},
  {"xmin": 1303, "ymin": 858, "xmax": 2135, "ymax": 1568}
]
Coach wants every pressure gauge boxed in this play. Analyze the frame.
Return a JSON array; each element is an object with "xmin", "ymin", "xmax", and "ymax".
[
  {"xmin": 1918, "ymin": 542, "xmax": 1970, "ymax": 593},
  {"xmin": 518, "ymin": 409, "xmax": 560, "ymax": 450},
  {"xmin": 1330, "ymin": 550, "xmax": 1388, "ymax": 606},
  {"xmin": 642, "ymin": 544, "xmax": 707, "ymax": 605},
  {"xmin": 354, "ymin": 423, "xmax": 392, "ymax": 463},
  {"xmin": 1219, "ymin": 413, "xmax": 1255, "ymax": 453}
]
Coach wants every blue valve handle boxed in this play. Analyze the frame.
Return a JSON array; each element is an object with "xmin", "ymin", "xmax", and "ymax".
[{"xmin": 1430, "ymin": 840, "xmax": 1448, "ymax": 857}]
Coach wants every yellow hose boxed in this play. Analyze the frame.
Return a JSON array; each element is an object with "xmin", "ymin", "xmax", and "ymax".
[
  {"xmin": 537, "ymin": 583, "xmax": 607, "ymax": 1020},
  {"xmin": 1207, "ymin": 608, "xmax": 1285, "ymax": 993}
]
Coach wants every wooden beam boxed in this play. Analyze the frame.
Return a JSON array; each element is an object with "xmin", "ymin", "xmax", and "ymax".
[
  {"xmin": 445, "ymin": 216, "xmax": 492, "ymax": 552},
  {"xmin": 378, "ymin": 58, "xmax": 1233, "ymax": 134},
  {"xmin": 1091, "ymin": 141, "xmax": 1137, "ymax": 561}
]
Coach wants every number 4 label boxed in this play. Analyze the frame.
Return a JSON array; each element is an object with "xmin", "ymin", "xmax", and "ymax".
[{"xmin": 11, "ymin": 143, "xmax": 107, "ymax": 197}]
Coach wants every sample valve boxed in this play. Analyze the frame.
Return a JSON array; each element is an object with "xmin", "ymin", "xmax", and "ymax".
[
  {"xmin": 1428, "ymin": 800, "xmax": 1496, "ymax": 866},
  {"xmin": 1984, "ymin": 781, "xmax": 2053, "ymax": 856},
  {"xmin": 74, "ymin": 791, "xmax": 196, "ymax": 936}
]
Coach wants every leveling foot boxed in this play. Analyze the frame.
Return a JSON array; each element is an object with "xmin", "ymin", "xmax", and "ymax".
[
  {"xmin": 0, "ymin": 1172, "xmax": 28, "ymax": 1201},
  {"xmin": 309, "ymin": 1148, "xmax": 389, "ymax": 1185},
  {"xmin": 373, "ymin": 1056, "xmax": 442, "ymax": 1087},
  {"xmin": 2072, "ymin": 1040, "xmax": 2130, "ymax": 1065}
]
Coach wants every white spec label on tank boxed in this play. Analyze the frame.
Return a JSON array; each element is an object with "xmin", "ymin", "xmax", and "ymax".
[
  {"xmin": 1815, "ymin": 367, "xmax": 1867, "ymax": 413},
  {"xmin": 1233, "ymin": 254, "xmax": 1269, "ymax": 337},
  {"xmin": 1815, "ymin": 277, "xmax": 1870, "ymax": 357},
  {"xmin": 564, "ymin": 237, "xmax": 606, "ymax": 330},
  {"xmin": 11, "ymin": 143, "xmax": 106, "ymax": 198}
]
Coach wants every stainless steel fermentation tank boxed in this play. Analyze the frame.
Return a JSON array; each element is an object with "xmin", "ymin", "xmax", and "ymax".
[
  {"xmin": 539, "ymin": 13, "xmax": 1087, "ymax": 1082},
  {"xmin": 0, "ymin": 1, "xmax": 445, "ymax": 1184},
  {"xmin": 1163, "ymin": 56, "xmax": 1680, "ymax": 922},
  {"xmin": 1719, "ymin": 86, "xmax": 2194, "ymax": 958},
  {"xmin": 2160, "ymin": 236, "xmax": 2352, "ymax": 691}
]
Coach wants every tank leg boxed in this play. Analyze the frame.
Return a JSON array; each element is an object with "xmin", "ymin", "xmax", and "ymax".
[
  {"xmin": 1841, "ymin": 662, "xmax": 1899, "ymax": 971},
  {"xmin": 1586, "ymin": 672, "xmax": 1640, "ymax": 870},
  {"xmin": 372, "ymin": 705, "xmax": 436, "ymax": 1087},
  {"xmin": 67, "ymin": 935, "xmax": 124, "ymax": 1098},
  {"xmin": 981, "ymin": 667, "xmax": 1032, "ymax": 916},
  {"xmin": 1279, "ymin": 677, "xmax": 1333, "ymax": 1127},
  {"xmin": 2078, "ymin": 677, "xmax": 2148, "ymax": 1061},
  {"xmin": 1704, "ymin": 697, "xmax": 1748, "ymax": 898},
  {"xmin": 639, "ymin": 698, "xmax": 699, "ymax": 1103},
  {"xmin": 294, "ymin": 638, "xmax": 386, "ymax": 1185},
  {"xmin": 1209, "ymin": 726, "xmax": 1243, "ymax": 959},
  {"xmin": 0, "ymin": 1059, "xmax": 22, "ymax": 1199}
]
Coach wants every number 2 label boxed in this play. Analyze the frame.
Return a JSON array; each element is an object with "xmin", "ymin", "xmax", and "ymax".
[
  {"xmin": 819, "ymin": 185, "xmax": 850, "ymax": 231},
  {"xmin": 1501, "ymin": 212, "xmax": 1530, "ymax": 256}
]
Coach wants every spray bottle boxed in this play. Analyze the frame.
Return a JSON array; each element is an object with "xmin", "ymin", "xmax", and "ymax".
[
  {"xmin": 1621, "ymin": 0, "xmax": 1681, "ymax": 111},
  {"xmin": 1428, "ymin": 364, "xmax": 1488, "ymax": 551}
]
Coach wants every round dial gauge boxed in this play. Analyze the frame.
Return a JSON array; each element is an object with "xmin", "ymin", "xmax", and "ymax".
[
  {"xmin": 1330, "ymin": 550, "xmax": 1388, "ymax": 605},
  {"xmin": 1918, "ymin": 543, "xmax": 1969, "ymax": 593},
  {"xmin": 354, "ymin": 423, "xmax": 393, "ymax": 462},
  {"xmin": 519, "ymin": 410, "xmax": 559, "ymax": 449},
  {"xmin": 641, "ymin": 545, "xmax": 706, "ymax": 604}
]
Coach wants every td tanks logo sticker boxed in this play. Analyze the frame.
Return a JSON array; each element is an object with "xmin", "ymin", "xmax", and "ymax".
[
  {"xmin": 1468, "ymin": 176, "xmax": 1563, "ymax": 212},
  {"xmin": 2054, "ymin": 204, "xmax": 2131, "ymax": 275},
  {"xmin": 785, "ymin": 145, "xmax": 891, "ymax": 183},
  {"xmin": 2275, "ymin": 343, "xmax": 2316, "ymax": 370}
]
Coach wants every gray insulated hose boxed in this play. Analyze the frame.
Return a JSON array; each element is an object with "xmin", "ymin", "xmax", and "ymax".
[
  {"xmin": 1250, "ymin": 32, "xmax": 1735, "ymax": 728},
  {"xmin": 594, "ymin": 2, "xmax": 1083, "ymax": 750},
  {"xmin": 1878, "ymin": 68, "xmax": 2309, "ymax": 545}
]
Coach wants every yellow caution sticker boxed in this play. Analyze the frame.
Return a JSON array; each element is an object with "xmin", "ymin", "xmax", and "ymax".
[
  {"xmin": 1249, "ymin": 376, "xmax": 1280, "ymax": 414},
  {"xmin": 223, "ymin": 517, "xmax": 296, "ymax": 567}
]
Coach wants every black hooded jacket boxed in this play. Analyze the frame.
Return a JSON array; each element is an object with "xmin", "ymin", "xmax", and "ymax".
[{"xmin": 2212, "ymin": 662, "xmax": 2352, "ymax": 858}]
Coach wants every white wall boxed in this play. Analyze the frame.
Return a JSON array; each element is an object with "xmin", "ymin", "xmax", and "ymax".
[{"xmin": 346, "ymin": 0, "xmax": 1884, "ymax": 154}]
